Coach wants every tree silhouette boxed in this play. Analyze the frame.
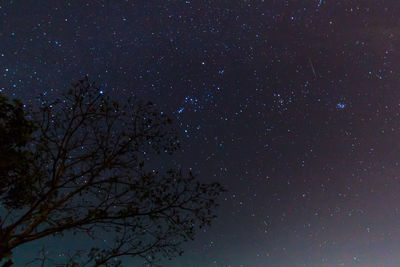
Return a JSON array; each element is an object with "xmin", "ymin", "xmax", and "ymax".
[
  {"xmin": 0, "ymin": 78, "xmax": 224, "ymax": 266},
  {"xmin": 0, "ymin": 95, "xmax": 37, "ymax": 209}
]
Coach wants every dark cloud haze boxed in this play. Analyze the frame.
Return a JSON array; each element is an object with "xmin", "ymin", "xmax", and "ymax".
[{"xmin": 2, "ymin": 1, "xmax": 400, "ymax": 266}]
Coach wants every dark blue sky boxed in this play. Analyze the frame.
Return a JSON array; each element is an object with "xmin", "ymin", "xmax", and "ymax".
[{"xmin": 2, "ymin": 0, "xmax": 400, "ymax": 266}]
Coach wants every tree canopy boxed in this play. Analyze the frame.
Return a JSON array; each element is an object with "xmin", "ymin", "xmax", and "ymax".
[
  {"xmin": 0, "ymin": 95, "xmax": 37, "ymax": 209},
  {"xmin": 0, "ymin": 78, "xmax": 224, "ymax": 266}
]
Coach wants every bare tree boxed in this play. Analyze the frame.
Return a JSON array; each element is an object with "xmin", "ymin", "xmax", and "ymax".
[{"xmin": 0, "ymin": 78, "xmax": 224, "ymax": 266}]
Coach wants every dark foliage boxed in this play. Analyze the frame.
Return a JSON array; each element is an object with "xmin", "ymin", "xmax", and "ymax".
[
  {"xmin": 0, "ymin": 95, "xmax": 37, "ymax": 209},
  {"xmin": 0, "ymin": 78, "xmax": 224, "ymax": 266}
]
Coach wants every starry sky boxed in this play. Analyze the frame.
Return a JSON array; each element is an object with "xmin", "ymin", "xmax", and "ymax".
[{"xmin": 2, "ymin": 0, "xmax": 400, "ymax": 266}]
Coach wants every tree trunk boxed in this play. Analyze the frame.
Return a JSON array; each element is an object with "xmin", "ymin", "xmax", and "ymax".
[{"xmin": 0, "ymin": 241, "xmax": 12, "ymax": 263}]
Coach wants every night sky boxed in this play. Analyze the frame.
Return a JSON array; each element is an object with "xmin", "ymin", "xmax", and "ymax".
[{"xmin": 2, "ymin": 0, "xmax": 400, "ymax": 266}]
